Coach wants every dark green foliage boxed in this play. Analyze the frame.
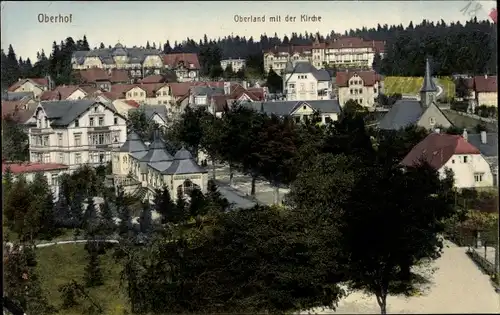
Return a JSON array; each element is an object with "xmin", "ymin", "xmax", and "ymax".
[
  {"xmin": 84, "ymin": 244, "xmax": 104, "ymax": 287},
  {"xmin": 83, "ymin": 197, "xmax": 99, "ymax": 237},
  {"xmin": 375, "ymin": 125, "xmax": 429, "ymax": 167},
  {"xmin": 455, "ymin": 77, "xmax": 471, "ymax": 99},
  {"xmin": 205, "ymin": 180, "xmax": 230, "ymax": 213},
  {"xmin": 139, "ymin": 202, "xmax": 153, "ymax": 234},
  {"xmin": 4, "ymin": 245, "xmax": 55, "ymax": 314},
  {"xmin": 265, "ymin": 68, "xmax": 283, "ymax": 93},
  {"xmin": 444, "ymin": 125, "xmax": 463, "ymax": 135},
  {"xmin": 188, "ymin": 187, "xmax": 207, "ymax": 217},
  {"xmin": 116, "ymin": 188, "xmax": 132, "ymax": 238},
  {"xmin": 153, "ymin": 187, "xmax": 176, "ymax": 224},
  {"xmin": 123, "ymin": 206, "xmax": 345, "ymax": 314},
  {"xmin": 450, "ymin": 100, "xmax": 470, "ymax": 112},
  {"xmin": 2, "ymin": 115, "xmax": 29, "ymax": 162},
  {"xmin": 99, "ymin": 198, "xmax": 116, "ymax": 236},
  {"xmin": 175, "ymin": 190, "xmax": 187, "ymax": 222}
]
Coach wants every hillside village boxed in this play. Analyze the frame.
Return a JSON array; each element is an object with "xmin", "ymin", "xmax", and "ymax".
[{"xmin": 2, "ymin": 16, "xmax": 499, "ymax": 315}]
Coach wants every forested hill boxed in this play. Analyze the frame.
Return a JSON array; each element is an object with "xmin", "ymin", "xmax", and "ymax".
[{"xmin": 1, "ymin": 18, "xmax": 496, "ymax": 89}]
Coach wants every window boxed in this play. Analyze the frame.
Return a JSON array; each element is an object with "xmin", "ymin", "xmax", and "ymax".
[
  {"xmin": 75, "ymin": 153, "xmax": 82, "ymax": 164},
  {"xmin": 44, "ymin": 117, "xmax": 48, "ymax": 128},
  {"xmin": 474, "ymin": 172, "xmax": 484, "ymax": 182},
  {"xmin": 162, "ymin": 91, "xmax": 167, "ymax": 96},
  {"xmin": 89, "ymin": 117, "xmax": 94, "ymax": 126},
  {"xmin": 42, "ymin": 136, "xmax": 49, "ymax": 146},
  {"xmin": 99, "ymin": 153, "xmax": 105, "ymax": 163},
  {"xmin": 294, "ymin": 116, "xmax": 301, "ymax": 123},
  {"xmin": 57, "ymin": 133, "xmax": 63, "ymax": 146},
  {"xmin": 74, "ymin": 134, "xmax": 82, "ymax": 146},
  {"xmin": 359, "ymin": 99, "xmax": 363, "ymax": 104},
  {"xmin": 58, "ymin": 153, "xmax": 64, "ymax": 163},
  {"xmin": 43, "ymin": 153, "xmax": 50, "ymax": 163},
  {"xmin": 451, "ymin": 159, "xmax": 455, "ymax": 164},
  {"xmin": 75, "ymin": 119, "xmax": 79, "ymax": 127},
  {"xmin": 94, "ymin": 106, "xmax": 98, "ymax": 112},
  {"xmin": 114, "ymin": 117, "xmax": 118, "ymax": 125},
  {"xmin": 134, "ymin": 92, "xmax": 138, "ymax": 97},
  {"xmin": 51, "ymin": 174, "xmax": 59, "ymax": 186},
  {"xmin": 98, "ymin": 117, "xmax": 104, "ymax": 126},
  {"xmin": 429, "ymin": 117, "xmax": 436, "ymax": 125},
  {"xmin": 325, "ymin": 117, "xmax": 332, "ymax": 124},
  {"xmin": 350, "ymin": 89, "xmax": 353, "ymax": 94},
  {"xmin": 463, "ymin": 156, "xmax": 468, "ymax": 163},
  {"xmin": 303, "ymin": 105, "xmax": 307, "ymax": 110}
]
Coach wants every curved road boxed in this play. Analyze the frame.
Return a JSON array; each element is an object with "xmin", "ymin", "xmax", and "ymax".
[
  {"xmin": 433, "ymin": 78, "xmax": 444, "ymax": 98},
  {"xmin": 5, "ymin": 239, "xmax": 120, "ymax": 251}
]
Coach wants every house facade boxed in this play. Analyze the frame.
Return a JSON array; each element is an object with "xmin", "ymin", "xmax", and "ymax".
[
  {"xmin": 28, "ymin": 100, "xmax": 127, "ymax": 170},
  {"xmin": 378, "ymin": 59, "xmax": 452, "ymax": 131},
  {"xmin": 7, "ymin": 77, "xmax": 52, "ymax": 99},
  {"xmin": 110, "ymin": 131, "xmax": 208, "ymax": 201},
  {"xmin": 243, "ymin": 100, "xmax": 341, "ymax": 124},
  {"xmin": 464, "ymin": 130, "xmax": 498, "ymax": 185},
  {"xmin": 401, "ymin": 132, "xmax": 494, "ymax": 188},
  {"xmin": 220, "ymin": 58, "xmax": 246, "ymax": 72},
  {"xmin": 473, "ymin": 75, "xmax": 497, "ymax": 107},
  {"xmin": 336, "ymin": 70, "xmax": 382, "ymax": 108},
  {"xmin": 264, "ymin": 37, "xmax": 385, "ymax": 74},
  {"xmin": 283, "ymin": 61, "xmax": 332, "ymax": 101},
  {"xmin": 2, "ymin": 162, "xmax": 69, "ymax": 198}
]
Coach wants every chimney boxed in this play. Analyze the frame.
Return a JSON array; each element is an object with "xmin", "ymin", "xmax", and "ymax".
[
  {"xmin": 242, "ymin": 80, "xmax": 248, "ymax": 89},
  {"xmin": 480, "ymin": 131, "xmax": 487, "ymax": 144},
  {"xmin": 224, "ymin": 82, "xmax": 231, "ymax": 95},
  {"xmin": 462, "ymin": 128, "xmax": 468, "ymax": 141},
  {"xmin": 484, "ymin": 74, "xmax": 488, "ymax": 79}
]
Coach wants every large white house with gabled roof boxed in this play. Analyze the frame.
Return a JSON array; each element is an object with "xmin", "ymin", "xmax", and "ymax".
[
  {"xmin": 28, "ymin": 100, "xmax": 127, "ymax": 170},
  {"xmin": 110, "ymin": 130, "xmax": 208, "ymax": 201},
  {"xmin": 283, "ymin": 61, "xmax": 333, "ymax": 101}
]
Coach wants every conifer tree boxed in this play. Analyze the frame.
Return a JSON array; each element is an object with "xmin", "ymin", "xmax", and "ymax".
[
  {"xmin": 139, "ymin": 202, "xmax": 153, "ymax": 235},
  {"xmin": 153, "ymin": 187, "xmax": 176, "ymax": 224},
  {"xmin": 99, "ymin": 198, "xmax": 115, "ymax": 236},
  {"xmin": 84, "ymin": 245, "xmax": 104, "ymax": 287}
]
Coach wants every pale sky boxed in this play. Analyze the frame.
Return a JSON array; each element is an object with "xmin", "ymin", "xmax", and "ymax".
[{"xmin": 1, "ymin": 1, "xmax": 497, "ymax": 61}]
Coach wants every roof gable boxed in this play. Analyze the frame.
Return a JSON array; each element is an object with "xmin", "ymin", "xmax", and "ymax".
[{"xmin": 40, "ymin": 100, "xmax": 116, "ymax": 126}]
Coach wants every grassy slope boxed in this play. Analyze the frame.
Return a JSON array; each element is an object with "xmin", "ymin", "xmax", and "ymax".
[
  {"xmin": 384, "ymin": 76, "xmax": 455, "ymax": 98},
  {"xmin": 36, "ymin": 244, "xmax": 129, "ymax": 315}
]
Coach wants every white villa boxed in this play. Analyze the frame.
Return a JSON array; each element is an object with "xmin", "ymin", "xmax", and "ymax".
[{"xmin": 110, "ymin": 131, "xmax": 208, "ymax": 201}]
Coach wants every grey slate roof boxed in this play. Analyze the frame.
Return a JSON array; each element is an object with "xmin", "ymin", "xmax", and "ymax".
[
  {"xmin": 73, "ymin": 43, "xmax": 162, "ymax": 65},
  {"xmin": 161, "ymin": 147, "xmax": 206, "ymax": 175},
  {"xmin": 141, "ymin": 137, "xmax": 174, "ymax": 163},
  {"xmin": 120, "ymin": 131, "xmax": 148, "ymax": 153},
  {"xmin": 190, "ymin": 86, "xmax": 224, "ymax": 97},
  {"xmin": 421, "ymin": 58, "xmax": 437, "ymax": 92},
  {"xmin": 243, "ymin": 100, "xmax": 341, "ymax": 116},
  {"xmin": 467, "ymin": 133, "xmax": 498, "ymax": 157},
  {"xmin": 3, "ymin": 91, "xmax": 34, "ymax": 101},
  {"xmin": 129, "ymin": 105, "xmax": 168, "ymax": 122},
  {"xmin": 284, "ymin": 61, "xmax": 331, "ymax": 81},
  {"xmin": 378, "ymin": 100, "xmax": 424, "ymax": 130},
  {"xmin": 40, "ymin": 100, "xmax": 116, "ymax": 127}
]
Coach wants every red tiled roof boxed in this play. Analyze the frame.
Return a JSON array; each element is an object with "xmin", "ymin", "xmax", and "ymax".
[
  {"xmin": 2, "ymin": 162, "xmax": 68, "ymax": 174},
  {"xmin": 474, "ymin": 75, "xmax": 497, "ymax": 93},
  {"xmin": 110, "ymin": 84, "xmax": 140, "ymax": 98},
  {"xmin": 401, "ymin": 133, "xmax": 481, "ymax": 170},
  {"xmin": 101, "ymin": 91, "xmax": 119, "ymax": 101},
  {"xmin": 167, "ymin": 82, "xmax": 192, "ymax": 98},
  {"xmin": 123, "ymin": 100, "xmax": 140, "ymax": 108},
  {"xmin": 228, "ymin": 84, "xmax": 262, "ymax": 101},
  {"xmin": 8, "ymin": 78, "xmax": 49, "ymax": 92},
  {"xmin": 210, "ymin": 95, "xmax": 230, "ymax": 112},
  {"xmin": 163, "ymin": 53, "xmax": 200, "ymax": 70},
  {"xmin": 40, "ymin": 85, "xmax": 83, "ymax": 101},
  {"xmin": 79, "ymin": 68, "xmax": 109, "ymax": 82},
  {"xmin": 140, "ymin": 83, "xmax": 169, "ymax": 97},
  {"xmin": 247, "ymin": 87, "xmax": 265, "ymax": 100},
  {"xmin": 336, "ymin": 71, "xmax": 381, "ymax": 87},
  {"xmin": 140, "ymin": 75, "xmax": 164, "ymax": 84},
  {"xmin": 110, "ymin": 69, "xmax": 130, "ymax": 83}
]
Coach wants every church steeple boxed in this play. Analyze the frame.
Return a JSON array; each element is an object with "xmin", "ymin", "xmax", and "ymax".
[{"xmin": 420, "ymin": 58, "xmax": 437, "ymax": 108}]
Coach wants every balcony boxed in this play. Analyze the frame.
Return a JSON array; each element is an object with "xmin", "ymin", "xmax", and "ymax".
[
  {"xmin": 30, "ymin": 128, "xmax": 54, "ymax": 134},
  {"xmin": 87, "ymin": 126, "xmax": 111, "ymax": 132}
]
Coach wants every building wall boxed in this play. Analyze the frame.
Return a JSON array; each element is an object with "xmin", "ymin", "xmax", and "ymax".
[
  {"xmin": 29, "ymin": 103, "xmax": 127, "ymax": 170},
  {"xmin": 477, "ymin": 92, "xmax": 498, "ymax": 107},
  {"xmin": 290, "ymin": 103, "xmax": 338, "ymax": 124},
  {"xmin": 284, "ymin": 72, "xmax": 320, "ymax": 101},
  {"xmin": 67, "ymin": 89, "xmax": 88, "ymax": 100},
  {"xmin": 220, "ymin": 59, "xmax": 246, "ymax": 72},
  {"xmin": 417, "ymin": 104, "xmax": 452, "ymax": 130},
  {"xmin": 9, "ymin": 168, "xmax": 69, "ymax": 199},
  {"xmin": 337, "ymin": 76, "xmax": 380, "ymax": 108},
  {"xmin": 439, "ymin": 154, "xmax": 494, "ymax": 188},
  {"xmin": 125, "ymin": 87, "xmax": 148, "ymax": 102},
  {"xmin": 13, "ymin": 81, "xmax": 45, "ymax": 98}
]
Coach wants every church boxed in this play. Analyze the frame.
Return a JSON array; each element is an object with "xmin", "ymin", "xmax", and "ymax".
[
  {"xmin": 110, "ymin": 130, "xmax": 208, "ymax": 201},
  {"xmin": 378, "ymin": 58, "xmax": 453, "ymax": 131}
]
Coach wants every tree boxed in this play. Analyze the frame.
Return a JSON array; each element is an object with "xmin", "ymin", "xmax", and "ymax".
[
  {"xmin": 4, "ymin": 175, "xmax": 33, "ymax": 241},
  {"xmin": 153, "ymin": 187, "xmax": 176, "ymax": 224},
  {"xmin": 127, "ymin": 109, "xmax": 150, "ymax": 140},
  {"xmin": 83, "ymin": 197, "xmax": 99, "ymax": 237},
  {"xmin": 455, "ymin": 77, "xmax": 471, "ymax": 99},
  {"xmin": 99, "ymin": 42, "xmax": 105, "ymax": 49},
  {"xmin": 375, "ymin": 125, "xmax": 429, "ymax": 167},
  {"xmin": 372, "ymin": 51, "xmax": 382, "ymax": 73},
  {"xmin": 205, "ymin": 179, "xmax": 229, "ymax": 213},
  {"xmin": 339, "ymin": 163, "xmax": 456, "ymax": 314},
  {"xmin": 223, "ymin": 64, "xmax": 235, "ymax": 79},
  {"xmin": 117, "ymin": 188, "xmax": 132, "ymax": 238},
  {"xmin": 99, "ymin": 198, "xmax": 116, "ymax": 236},
  {"xmin": 28, "ymin": 172, "xmax": 58, "ymax": 241},
  {"xmin": 84, "ymin": 245, "xmax": 104, "ymax": 287},
  {"xmin": 175, "ymin": 190, "xmax": 187, "ymax": 223},
  {"xmin": 4, "ymin": 244, "xmax": 55, "ymax": 314},
  {"xmin": 188, "ymin": 187, "xmax": 206, "ymax": 218},
  {"xmin": 139, "ymin": 202, "xmax": 153, "ymax": 235},
  {"xmin": 265, "ymin": 68, "xmax": 283, "ymax": 93},
  {"xmin": 69, "ymin": 193, "xmax": 84, "ymax": 230},
  {"xmin": 175, "ymin": 106, "xmax": 209, "ymax": 160},
  {"xmin": 122, "ymin": 206, "xmax": 345, "ymax": 314},
  {"xmin": 2, "ymin": 115, "xmax": 29, "ymax": 162},
  {"xmin": 200, "ymin": 115, "xmax": 225, "ymax": 179}
]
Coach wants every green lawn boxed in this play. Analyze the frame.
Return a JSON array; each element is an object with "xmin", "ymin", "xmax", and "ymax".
[
  {"xmin": 36, "ymin": 244, "xmax": 128, "ymax": 315},
  {"xmin": 384, "ymin": 76, "xmax": 455, "ymax": 98}
]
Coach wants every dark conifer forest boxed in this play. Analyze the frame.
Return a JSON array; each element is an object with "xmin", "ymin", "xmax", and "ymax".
[{"xmin": 1, "ymin": 18, "xmax": 496, "ymax": 90}]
